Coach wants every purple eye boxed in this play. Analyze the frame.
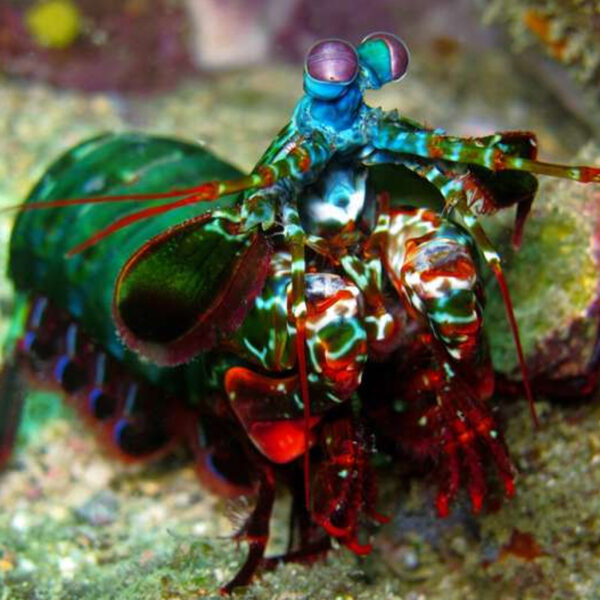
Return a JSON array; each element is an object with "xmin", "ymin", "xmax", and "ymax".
[
  {"xmin": 361, "ymin": 32, "xmax": 409, "ymax": 82},
  {"xmin": 305, "ymin": 39, "xmax": 359, "ymax": 84}
]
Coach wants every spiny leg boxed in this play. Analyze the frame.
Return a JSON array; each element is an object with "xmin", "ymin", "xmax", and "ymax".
[
  {"xmin": 398, "ymin": 348, "xmax": 515, "ymax": 516},
  {"xmin": 340, "ymin": 201, "xmax": 507, "ymax": 511},
  {"xmin": 402, "ymin": 214, "xmax": 515, "ymax": 508},
  {"xmin": 441, "ymin": 372, "xmax": 516, "ymax": 513},
  {"xmin": 311, "ymin": 417, "xmax": 379, "ymax": 553}
]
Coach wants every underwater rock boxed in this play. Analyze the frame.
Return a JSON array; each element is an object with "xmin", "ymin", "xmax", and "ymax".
[
  {"xmin": 485, "ymin": 143, "xmax": 600, "ymax": 380},
  {"xmin": 75, "ymin": 490, "xmax": 120, "ymax": 526},
  {"xmin": 478, "ymin": 0, "xmax": 600, "ymax": 137},
  {"xmin": 480, "ymin": 0, "xmax": 600, "ymax": 88}
]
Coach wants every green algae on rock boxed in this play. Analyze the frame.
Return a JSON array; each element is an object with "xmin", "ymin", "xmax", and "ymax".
[{"xmin": 485, "ymin": 143, "xmax": 600, "ymax": 379}]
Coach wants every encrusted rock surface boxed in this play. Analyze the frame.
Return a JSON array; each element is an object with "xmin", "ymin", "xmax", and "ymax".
[
  {"xmin": 485, "ymin": 143, "xmax": 600, "ymax": 378},
  {"xmin": 478, "ymin": 0, "xmax": 600, "ymax": 138}
]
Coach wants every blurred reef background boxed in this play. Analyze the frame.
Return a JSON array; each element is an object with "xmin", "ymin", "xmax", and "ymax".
[{"xmin": 1, "ymin": 1, "xmax": 600, "ymax": 598}]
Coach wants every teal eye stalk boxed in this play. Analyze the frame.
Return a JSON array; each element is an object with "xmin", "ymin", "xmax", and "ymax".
[{"xmin": 357, "ymin": 32, "xmax": 410, "ymax": 89}]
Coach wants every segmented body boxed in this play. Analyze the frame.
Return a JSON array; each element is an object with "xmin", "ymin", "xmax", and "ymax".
[{"xmin": 3, "ymin": 32, "xmax": 600, "ymax": 594}]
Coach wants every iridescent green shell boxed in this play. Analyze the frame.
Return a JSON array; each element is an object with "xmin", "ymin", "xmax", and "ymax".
[{"xmin": 9, "ymin": 133, "xmax": 247, "ymax": 379}]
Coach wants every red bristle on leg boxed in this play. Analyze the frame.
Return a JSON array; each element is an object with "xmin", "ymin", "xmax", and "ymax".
[{"xmin": 491, "ymin": 263, "xmax": 539, "ymax": 427}]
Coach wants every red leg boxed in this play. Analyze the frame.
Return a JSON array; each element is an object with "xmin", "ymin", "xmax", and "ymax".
[
  {"xmin": 311, "ymin": 416, "xmax": 387, "ymax": 554},
  {"xmin": 372, "ymin": 204, "xmax": 514, "ymax": 514},
  {"xmin": 221, "ymin": 465, "xmax": 276, "ymax": 595},
  {"xmin": 362, "ymin": 336, "xmax": 514, "ymax": 517}
]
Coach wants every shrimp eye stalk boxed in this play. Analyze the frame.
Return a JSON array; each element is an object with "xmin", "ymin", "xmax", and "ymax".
[
  {"xmin": 357, "ymin": 32, "xmax": 410, "ymax": 89},
  {"xmin": 304, "ymin": 39, "xmax": 359, "ymax": 100}
]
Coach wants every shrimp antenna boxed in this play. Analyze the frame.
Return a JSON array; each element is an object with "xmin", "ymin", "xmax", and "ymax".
[
  {"xmin": 0, "ymin": 184, "xmax": 213, "ymax": 214},
  {"xmin": 464, "ymin": 219, "xmax": 539, "ymax": 427},
  {"xmin": 6, "ymin": 142, "xmax": 319, "ymax": 256}
]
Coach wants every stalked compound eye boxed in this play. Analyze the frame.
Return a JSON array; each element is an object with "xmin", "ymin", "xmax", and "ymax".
[
  {"xmin": 306, "ymin": 39, "xmax": 358, "ymax": 84},
  {"xmin": 357, "ymin": 32, "xmax": 409, "ymax": 89},
  {"xmin": 304, "ymin": 39, "xmax": 359, "ymax": 100}
]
